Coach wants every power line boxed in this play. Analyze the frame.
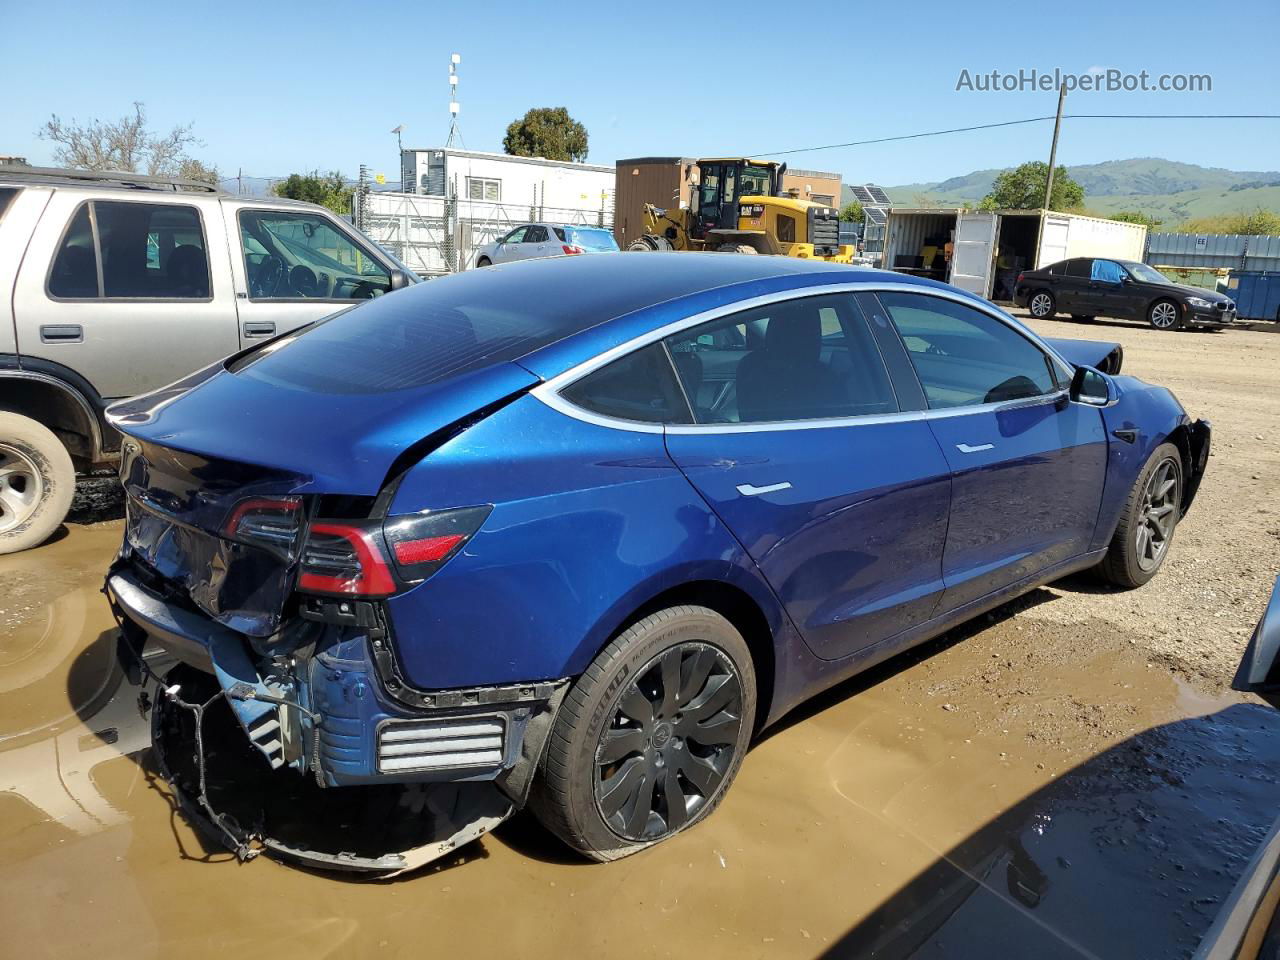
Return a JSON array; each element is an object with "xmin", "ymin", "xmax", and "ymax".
[{"xmin": 750, "ymin": 113, "xmax": 1280, "ymax": 159}]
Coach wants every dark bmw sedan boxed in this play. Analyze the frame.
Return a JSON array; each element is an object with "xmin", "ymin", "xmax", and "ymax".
[
  {"xmin": 1015, "ymin": 257, "xmax": 1236, "ymax": 330},
  {"xmin": 103, "ymin": 254, "xmax": 1209, "ymax": 871}
]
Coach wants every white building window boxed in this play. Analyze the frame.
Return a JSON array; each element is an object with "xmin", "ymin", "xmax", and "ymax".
[{"xmin": 467, "ymin": 177, "xmax": 501, "ymax": 202}]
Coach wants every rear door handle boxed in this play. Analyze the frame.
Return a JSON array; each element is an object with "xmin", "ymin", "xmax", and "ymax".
[
  {"xmin": 243, "ymin": 321, "xmax": 276, "ymax": 338},
  {"xmin": 40, "ymin": 324, "xmax": 83, "ymax": 343},
  {"xmin": 737, "ymin": 481, "xmax": 792, "ymax": 496},
  {"xmin": 956, "ymin": 443, "xmax": 994, "ymax": 454}
]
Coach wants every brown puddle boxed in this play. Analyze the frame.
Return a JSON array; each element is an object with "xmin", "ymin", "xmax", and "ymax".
[{"xmin": 2, "ymin": 525, "xmax": 1280, "ymax": 959}]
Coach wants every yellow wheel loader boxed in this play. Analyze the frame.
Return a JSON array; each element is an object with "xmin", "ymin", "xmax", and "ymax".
[{"xmin": 627, "ymin": 158, "xmax": 854, "ymax": 262}]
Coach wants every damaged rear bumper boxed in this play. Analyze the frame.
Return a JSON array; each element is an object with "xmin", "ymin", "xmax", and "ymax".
[{"xmin": 105, "ymin": 566, "xmax": 568, "ymax": 874}]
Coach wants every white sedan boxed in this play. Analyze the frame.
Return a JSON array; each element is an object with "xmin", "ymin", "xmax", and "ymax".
[{"xmin": 473, "ymin": 222, "xmax": 618, "ymax": 268}]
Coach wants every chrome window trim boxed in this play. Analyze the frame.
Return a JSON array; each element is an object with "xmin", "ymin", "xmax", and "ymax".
[{"xmin": 532, "ymin": 281, "xmax": 1076, "ymax": 436}]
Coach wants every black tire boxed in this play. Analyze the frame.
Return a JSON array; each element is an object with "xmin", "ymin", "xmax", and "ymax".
[
  {"xmin": 716, "ymin": 243, "xmax": 758, "ymax": 254},
  {"xmin": 475, "ymin": 257, "xmax": 492, "ymax": 267},
  {"xmin": 1148, "ymin": 298, "xmax": 1182, "ymax": 331},
  {"xmin": 627, "ymin": 235, "xmax": 661, "ymax": 252},
  {"xmin": 531, "ymin": 605, "xmax": 757, "ymax": 862},
  {"xmin": 1097, "ymin": 442, "xmax": 1183, "ymax": 588},
  {"xmin": 1028, "ymin": 290, "xmax": 1056, "ymax": 319},
  {"xmin": 0, "ymin": 412, "xmax": 75, "ymax": 555}
]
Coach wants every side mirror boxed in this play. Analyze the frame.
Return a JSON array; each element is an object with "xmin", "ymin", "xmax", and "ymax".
[
  {"xmin": 1234, "ymin": 577, "xmax": 1280, "ymax": 709},
  {"xmin": 1069, "ymin": 365, "xmax": 1114, "ymax": 406},
  {"xmin": 389, "ymin": 269, "xmax": 413, "ymax": 291}
]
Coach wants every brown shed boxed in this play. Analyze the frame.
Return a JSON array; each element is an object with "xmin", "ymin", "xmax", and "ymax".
[
  {"xmin": 781, "ymin": 168, "xmax": 842, "ymax": 207},
  {"xmin": 613, "ymin": 157, "xmax": 697, "ymax": 247}
]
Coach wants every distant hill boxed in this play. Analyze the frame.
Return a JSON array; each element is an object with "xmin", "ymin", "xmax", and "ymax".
[{"xmin": 877, "ymin": 158, "xmax": 1280, "ymax": 224}]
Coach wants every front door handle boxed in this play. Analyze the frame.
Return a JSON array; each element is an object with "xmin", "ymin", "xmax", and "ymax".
[
  {"xmin": 956, "ymin": 442, "xmax": 994, "ymax": 454},
  {"xmin": 243, "ymin": 321, "xmax": 276, "ymax": 338},
  {"xmin": 737, "ymin": 481, "xmax": 792, "ymax": 496},
  {"xmin": 40, "ymin": 324, "xmax": 83, "ymax": 343}
]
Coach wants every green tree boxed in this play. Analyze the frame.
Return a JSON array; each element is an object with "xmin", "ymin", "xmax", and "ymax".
[
  {"xmin": 503, "ymin": 107, "xmax": 589, "ymax": 163},
  {"xmin": 839, "ymin": 199, "xmax": 864, "ymax": 222},
  {"xmin": 272, "ymin": 171, "xmax": 353, "ymax": 216},
  {"xmin": 1108, "ymin": 210, "xmax": 1163, "ymax": 230},
  {"xmin": 1175, "ymin": 209, "xmax": 1280, "ymax": 235},
  {"xmin": 980, "ymin": 161, "xmax": 1084, "ymax": 211}
]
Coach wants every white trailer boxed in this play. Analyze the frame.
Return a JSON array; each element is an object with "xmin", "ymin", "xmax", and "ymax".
[{"xmin": 880, "ymin": 208, "xmax": 1148, "ymax": 300}]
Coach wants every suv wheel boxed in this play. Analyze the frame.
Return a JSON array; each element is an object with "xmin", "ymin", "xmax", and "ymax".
[
  {"xmin": 0, "ymin": 412, "xmax": 76, "ymax": 555},
  {"xmin": 531, "ymin": 605, "xmax": 756, "ymax": 861},
  {"xmin": 1148, "ymin": 299, "xmax": 1181, "ymax": 330},
  {"xmin": 1028, "ymin": 291, "xmax": 1056, "ymax": 318}
]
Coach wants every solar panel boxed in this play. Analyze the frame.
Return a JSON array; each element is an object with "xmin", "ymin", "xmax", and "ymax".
[
  {"xmin": 867, "ymin": 185, "xmax": 891, "ymax": 205},
  {"xmin": 849, "ymin": 185, "xmax": 876, "ymax": 204},
  {"xmin": 865, "ymin": 207, "xmax": 887, "ymax": 224}
]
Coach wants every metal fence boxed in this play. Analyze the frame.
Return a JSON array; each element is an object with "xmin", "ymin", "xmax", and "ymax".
[
  {"xmin": 1145, "ymin": 232, "xmax": 1280, "ymax": 271},
  {"xmin": 356, "ymin": 190, "xmax": 614, "ymax": 277}
]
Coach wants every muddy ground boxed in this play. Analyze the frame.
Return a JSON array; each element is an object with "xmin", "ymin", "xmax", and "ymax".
[{"xmin": 0, "ymin": 316, "xmax": 1278, "ymax": 959}]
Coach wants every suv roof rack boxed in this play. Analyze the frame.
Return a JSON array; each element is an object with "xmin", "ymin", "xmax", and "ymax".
[{"xmin": 0, "ymin": 164, "xmax": 224, "ymax": 194}]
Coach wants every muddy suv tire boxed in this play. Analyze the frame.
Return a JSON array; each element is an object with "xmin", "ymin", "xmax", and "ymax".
[
  {"xmin": 531, "ymin": 605, "xmax": 756, "ymax": 862},
  {"xmin": 0, "ymin": 412, "xmax": 75, "ymax": 555},
  {"xmin": 1097, "ymin": 442, "xmax": 1183, "ymax": 588}
]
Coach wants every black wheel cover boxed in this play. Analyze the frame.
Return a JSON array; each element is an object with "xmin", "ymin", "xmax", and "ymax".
[{"xmin": 593, "ymin": 642, "xmax": 743, "ymax": 842}]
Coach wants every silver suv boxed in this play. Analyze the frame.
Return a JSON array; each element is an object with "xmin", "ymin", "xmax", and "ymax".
[{"xmin": 0, "ymin": 165, "xmax": 416, "ymax": 554}]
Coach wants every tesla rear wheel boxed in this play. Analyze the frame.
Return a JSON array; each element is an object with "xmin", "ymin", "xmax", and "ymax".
[
  {"xmin": 531, "ymin": 605, "xmax": 756, "ymax": 861},
  {"xmin": 1097, "ymin": 442, "xmax": 1182, "ymax": 588},
  {"xmin": 1029, "ymin": 291, "xmax": 1056, "ymax": 318},
  {"xmin": 0, "ymin": 413, "xmax": 75, "ymax": 555},
  {"xmin": 1148, "ymin": 299, "xmax": 1181, "ymax": 330}
]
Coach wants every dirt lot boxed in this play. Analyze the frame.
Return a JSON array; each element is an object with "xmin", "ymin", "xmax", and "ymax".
[
  {"xmin": 0, "ymin": 315, "xmax": 1278, "ymax": 959},
  {"xmin": 1017, "ymin": 312, "xmax": 1280, "ymax": 687}
]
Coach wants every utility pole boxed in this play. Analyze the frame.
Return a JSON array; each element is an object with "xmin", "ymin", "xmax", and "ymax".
[{"xmin": 1034, "ymin": 82, "xmax": 1068, "ymax": 269}]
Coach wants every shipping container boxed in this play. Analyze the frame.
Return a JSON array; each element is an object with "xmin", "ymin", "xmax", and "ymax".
[
  {"xmin": 879, "ymin": 208, "xmax": 1148, "ymax": 300},
  {"xmin": 1226, "ymin": 271, "xmax": 1280, "ymax": 322}
]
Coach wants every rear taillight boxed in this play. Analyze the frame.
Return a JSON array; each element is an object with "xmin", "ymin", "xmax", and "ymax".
[
  {"xmin": 222, "ymin": 496, "xmax": 302, "ymax": 561},
  {"xmin": 295, "ymin": 505, "xmax": 491, "ymax": 597},
  {"xmin": 562, "ymin": 244, "xmax": 585, "ymax": 255},
  {"xmin": 298, "ymin": 521, "xmax": 397, "ymax": 597},
  {"xmin": 382, "ymin": 505, "xmax": 492, "ymax": 583},
  {"xmin": 1016, "ymin": 272, "xmax": 1025, "ymax": 286}
]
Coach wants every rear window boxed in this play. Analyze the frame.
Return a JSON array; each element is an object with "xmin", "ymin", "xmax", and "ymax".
[{"xmin": 234, "ymin": 277, "xmax": 595, "ymax": 394}]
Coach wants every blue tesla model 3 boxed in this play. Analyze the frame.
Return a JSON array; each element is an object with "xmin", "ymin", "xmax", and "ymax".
[{"xmin": 105, "ymin": 253, "xmax": 1209, "ymax": 867}]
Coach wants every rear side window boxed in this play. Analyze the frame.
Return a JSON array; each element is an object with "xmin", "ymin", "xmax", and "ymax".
[
  {"xmin": 880, "ymin": 292, "xmax": 1061, "ymax": 409},
  {"xmin": 525, "ymin": 226, "xmax": 548, "ymax": 243},
  {"xmin": 1065, "ymin": 259, "xmax": 1092, "ymax": 278},
  {"xmin": 0, "ymin": 188, "xmax": 17, "ymax": 222},
  {"xmin": 664, "ymin": 293, "xmax": 898, "ymax": 424},
  {"xmin": 561, "ymin": 343, "xmax": 692, "ymax": 424},
  {"xmin": 48, "ymin": 200, "xmax": 210, "ymax": 299}
]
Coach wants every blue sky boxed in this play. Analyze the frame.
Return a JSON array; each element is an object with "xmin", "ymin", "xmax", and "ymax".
[{"xmin": 3, "ymin": 0, "xmax": 1278, "ymax": 188}]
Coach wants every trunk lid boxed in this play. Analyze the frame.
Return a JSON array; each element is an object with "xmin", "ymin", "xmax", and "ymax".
[{"xmin": 111, "ymin": 360, "xmax": 538, "ymax": 636}]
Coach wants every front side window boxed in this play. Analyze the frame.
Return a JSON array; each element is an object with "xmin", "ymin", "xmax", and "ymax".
[
  {"xmin": 665, "ymin": 294, "xmax": 898, "ymax": 424},
  {"xmin": 49, "ymin": 200, "xmax": 210, "ymax": 300},
  {"xmin": 239, "ymin": 210, "xmax": 390, "ymax": 300},
  {"xmin": 467, "ymin": 178, "xmax": 500, "ymax": 202},
  {"xmin": 879, "ymin": 292, "xmax": 1062, "ymax": 409},
  {"xmin": 503, "ymin": 226, "xmax": 528, "ymax": 244},
  {"xmin": 1091, "ymin": 259, "xmax": 1126, "ymax": 283},
  {"xmin": 561, "ymin": 343, "xmax": 691, "ymax": 424}
]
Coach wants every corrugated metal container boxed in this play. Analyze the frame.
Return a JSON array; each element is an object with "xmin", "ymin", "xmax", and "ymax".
[
  {"xmin": 1227, "ymin": 271, "xmax": 1280, "ymax": 322},
  {"xmin": 1146, "ymin": 233, "xmax": 1249, "ymax": 269},
  {"xmin": 1244, "ymin": 235, "xmax": 1280, "ymax": 272}
]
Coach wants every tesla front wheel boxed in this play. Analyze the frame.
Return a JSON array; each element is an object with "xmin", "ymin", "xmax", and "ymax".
[
  {"xmin": 531, "ymin": 605, "xmax": 756, "ymax": 861},
  {"xmin": 1029, "ymin": 291, "xmax": 1056, "ymax": 318},
  {"xmin": 1098, "ymin": 442, "xmax": 1182, "ymax": 588}
]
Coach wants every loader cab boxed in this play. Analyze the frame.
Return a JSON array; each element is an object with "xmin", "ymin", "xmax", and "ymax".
[{"xmin": 693, "ymin": 159, "xmax": 781, "ymax": 239}]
